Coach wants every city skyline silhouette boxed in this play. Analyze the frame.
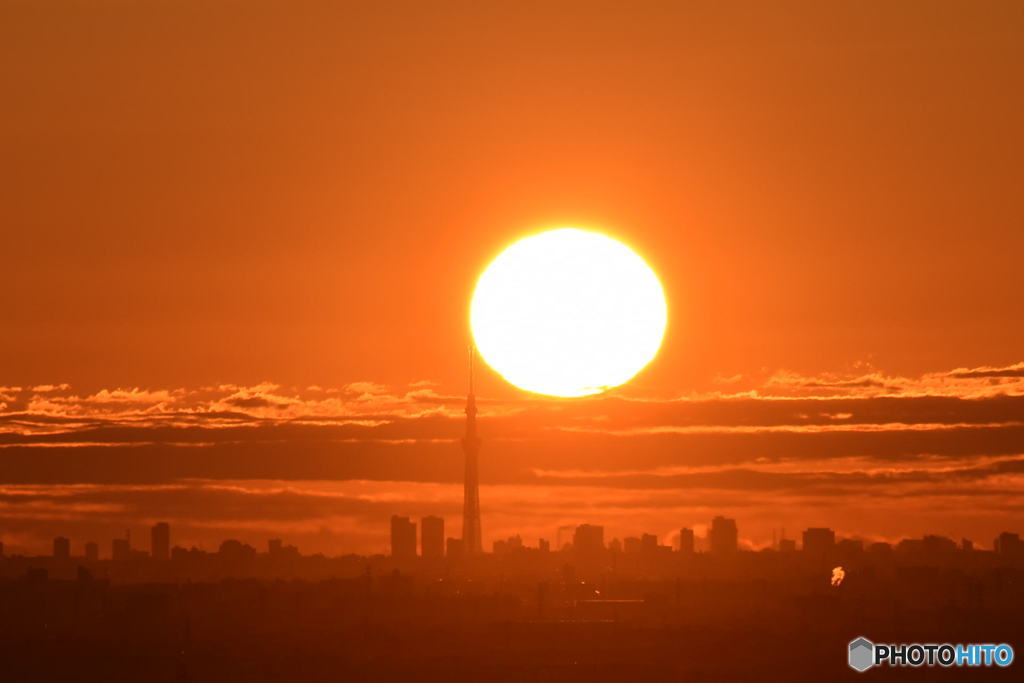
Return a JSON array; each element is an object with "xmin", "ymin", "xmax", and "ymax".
[{"xmin": 3, "ymin": 369, "xmax": 1024, "ymax": 557}]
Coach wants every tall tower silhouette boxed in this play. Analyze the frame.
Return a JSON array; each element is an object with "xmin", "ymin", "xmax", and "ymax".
[{"xmin": 461, "ymin": 346, "xmax": 483, "ymax": 554}]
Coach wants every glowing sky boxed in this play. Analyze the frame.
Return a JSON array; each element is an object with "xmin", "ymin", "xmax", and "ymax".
[{"xmin": 2, "ymin": 1, "xmax": 1023, "ymax": 554}]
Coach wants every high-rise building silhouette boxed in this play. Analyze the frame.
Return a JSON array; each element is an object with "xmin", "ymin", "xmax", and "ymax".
[
  {"xmin": 151, "ymin": 522, "xmax": 170, "ymax": 561},
  {"xmin": 421, "ymin": 516, "xmax": 444, "ymax": 559},
  {"xmin": 461, "ymin": 347, "xmax": 482, "ymax": 554},
  {"xmin": 573, "ymin": 524, "xmax": 605, "ymax": 551},
  {"xmin": 573, "ymin": 524, "xmax": 605, "ymax": 564},
  {"xmin": 84, "ymin": 541, "xmax": 99, "ymax": 562},
  {"xmin": 709, "ymin": 516, "xmax": 738, "ymax": 554},
  {"xmin": 641, "ymin": 533, "xmax": 658, "ymax": 554},
  {"xmin": 390, "ymin": 515, "xmax": 417, "ymax": 559},
  {"xmin": 995, "ymin": 531, "xmax": 1023, "ymax": 557},
  {"xmin": 802, "ymin": 527, "xmax": 836, "ymax": 555},
  {"xmin": 679, "ymin": 527, "xmax": 695, "ymax": 553},
  {"xmin": 112, "ymin": 534, "xmax": 130, "ymax": 562},
  {"xmin": 557, "ymin": 525, "xmax": 575, "ymax": 551},
  {"xmin": 53, "ymin": 536, "xmax": 70, "ymax": 560}
]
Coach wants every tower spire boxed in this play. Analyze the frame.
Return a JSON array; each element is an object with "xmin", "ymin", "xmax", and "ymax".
[{"xmin": 461, "ymin": 344, "xmax": 482, "ymax": 554}]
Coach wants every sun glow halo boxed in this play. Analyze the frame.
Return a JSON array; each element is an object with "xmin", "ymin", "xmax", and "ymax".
[{"xmin": 470, "ymin": 228, "xmax": 668, "ymax": 397}]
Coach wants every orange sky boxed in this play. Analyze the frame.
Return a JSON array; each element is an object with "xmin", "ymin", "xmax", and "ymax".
[{"xmin": 2, "ymin": 1, "xmax": 1023, "ymax": 554}]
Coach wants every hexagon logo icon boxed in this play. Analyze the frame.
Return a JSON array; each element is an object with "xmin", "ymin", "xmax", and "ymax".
[{"xmin": 848, "ymin": 637, "xmax": 874, "ymax": 672}]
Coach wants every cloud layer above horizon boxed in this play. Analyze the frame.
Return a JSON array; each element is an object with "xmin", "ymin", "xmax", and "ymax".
[{"xmin": 1, "ymin": 362, "xmax": 1023, "ymax": 555}]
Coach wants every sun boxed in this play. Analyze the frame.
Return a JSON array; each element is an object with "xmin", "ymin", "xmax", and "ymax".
[{"xmin": 470, "ymin": 227, "xmax": 668, "ymax": 397}]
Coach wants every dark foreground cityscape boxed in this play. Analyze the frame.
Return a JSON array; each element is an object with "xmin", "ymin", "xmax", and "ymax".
[
  {"xmin": 7, "ymin": 1, "xmax": 1024, "ymax": 680},
  {"xmin": 1, "ymin": 516, "xmax": 1021, "ymax": 682}
]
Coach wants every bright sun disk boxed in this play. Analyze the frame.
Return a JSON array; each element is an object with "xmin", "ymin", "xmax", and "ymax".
[{"xmin": 470, "ymin": 227, "xmax": 668, "ymax": 397}]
